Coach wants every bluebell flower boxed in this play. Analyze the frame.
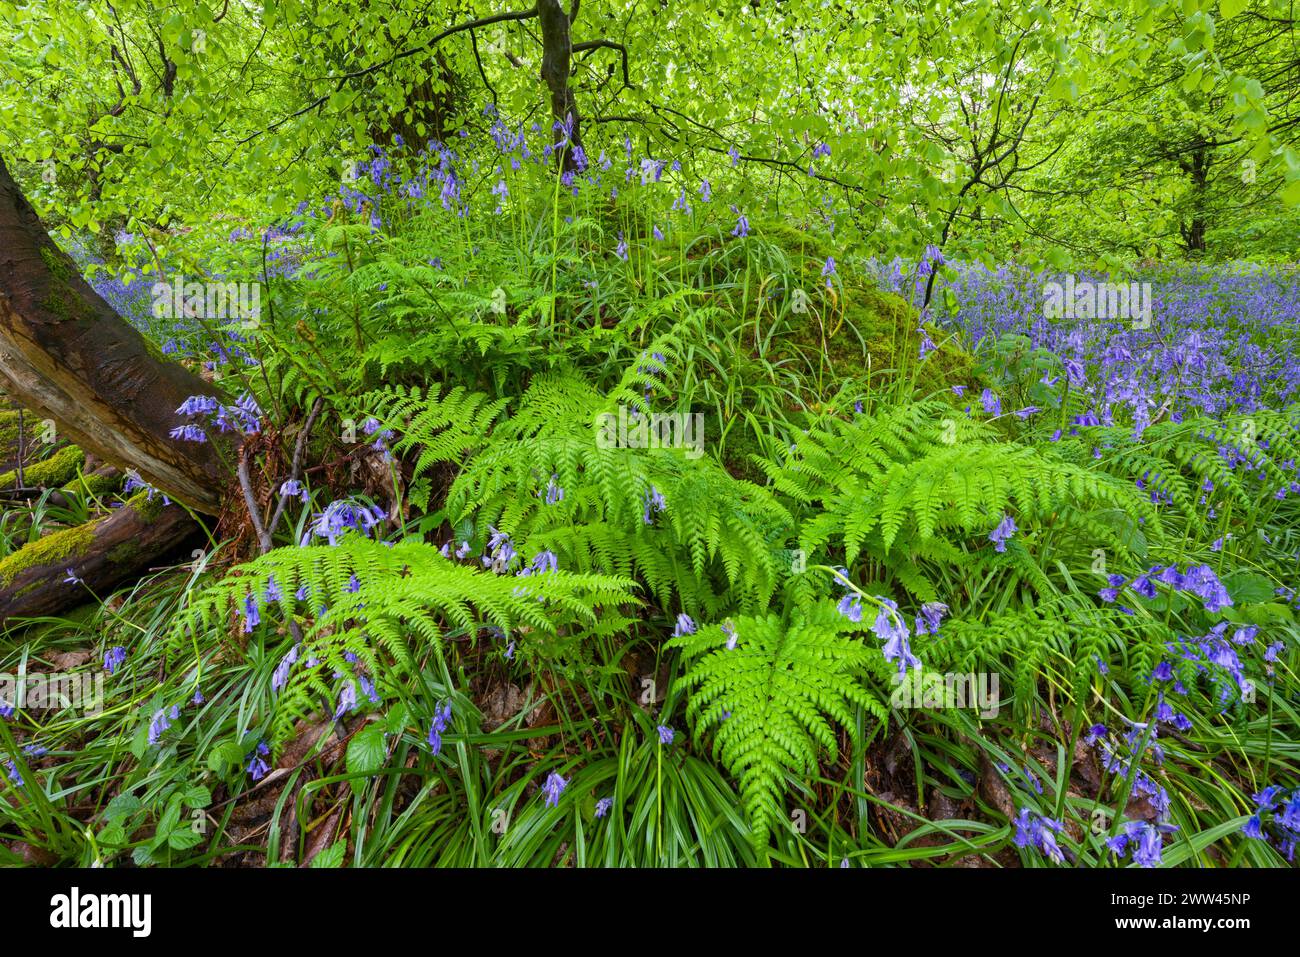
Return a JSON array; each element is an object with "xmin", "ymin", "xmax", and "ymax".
[
  {"xmin": 915, "ymin": 601, "xmax": 948, "ymax": 636},
  {"xmin": 672, "ymin": 614, "xmax": 696, "ymax": 637},
  {"xmin": 427, "ymin": 701, "xmax": 452, "ymax": 755},
  {"xmin": 595, "ymin": 797, "xmax": 613, "ymax": 818},
  {"xmin": 642, "ymin": 486, "xmax": 666, "ymax": 524},
  {"xmin": 731, "ymin": 209, "xmax": 750, "ymax": 238},
  {"xmin": 358, "ymin": 676, "xmax": 381, "ymax": 705},
  {"xmin": 542, "ymin": 771, "xmax": 567, "ymax": 807},
  {"xmin": 872, "ymin": 598, "xmax": 920, "ymax": 676},
  {"xmin": 1012, "ymin": 808, "xmax": 1066, "ymax": 864},
  {"xmin": 988, "ymin": 513, "xmax": 1017, "ymax": 552},
  {"xmin": 1108, "ymin": 820, "xmax": 1178, "ymax": 867},
  {"xmin": 242, "ymin": 592, "xmax": 260, "ymax": 633},
  {"xmin": 272, "ymin": 644, "xmax": 300, "ymax": 693},
  {"xmin": 334, "ymin": 681, "xmax": 358, "ymax": 719},
  {"xmin": 657, "ymin": 725, "xmax": 675, "ymax": 745},
  {"xmin": 176, "ymin": 395, "xmax": 219, "ymax": 417},
  {"xmin": 148, "ymin": 707, "xmax": 175, "ymax": 746},
  {"xmin": 104, "ymin": 646, "xmax": 127, "ymax": 674},
  {"xmin": 169, "ymin": 424, "xmax": 207, "ymax": 443},
  {"xmin": 532, "ymin": 550, "xmax": 558, "ymax": 574},
  {"xmin": 280, "ymin": 479, "xmax": 309, "ymax": 503},
  {"xmin": 246, "ymin": 741, "xmax": 271, "ymax": 781},
  {"xmin": 307, "ymin": 499, "xmax": 386, "ymax": 546},
  {"xmin": 1131, "ymin": 574, "xmax": 1157, "ymax": 599}
]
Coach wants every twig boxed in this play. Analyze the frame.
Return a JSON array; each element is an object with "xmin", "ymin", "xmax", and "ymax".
[
  {"xmin": 267, "ymin": 397, "xmax": 324, "ymax": 542},
  {"xmin": 237, "ymin": 450, "xmax": 272, "ymax": 554}
]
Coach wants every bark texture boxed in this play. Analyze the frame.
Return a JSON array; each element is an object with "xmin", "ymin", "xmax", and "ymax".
[
  {"xmin": 537, "ymin": 0, "xmax": 582, "ymax": 166},
  {"xmin": 0, "ymin": 156, "xmax": 227, "ymax": 512}
]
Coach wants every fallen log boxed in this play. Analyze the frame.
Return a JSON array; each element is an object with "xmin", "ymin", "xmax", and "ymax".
[{"xmin": 0, "ymin": 494, "xmax": 200, "ymax": 623}]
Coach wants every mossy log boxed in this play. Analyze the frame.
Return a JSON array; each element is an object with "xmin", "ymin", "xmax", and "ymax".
[
  {"xmin": 0, "ymin": 443, "xmax": 83, "ymax": 489},
  {"xmin": 0, "ymin": 496, "xmax": 198, "ymax": 623}
]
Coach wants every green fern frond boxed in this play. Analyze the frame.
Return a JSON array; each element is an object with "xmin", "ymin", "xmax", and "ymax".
[{"xmin": 668, "ymin": 601, "xmax": 886, "ymax": 848}]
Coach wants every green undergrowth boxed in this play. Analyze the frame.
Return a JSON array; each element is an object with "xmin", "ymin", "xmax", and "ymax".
[{"xmin": 0, "ymin": 203, "xmax": 1294, "ymax": 870}]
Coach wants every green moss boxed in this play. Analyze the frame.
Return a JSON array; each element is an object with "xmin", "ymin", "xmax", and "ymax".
[
  {"xmin": 778, "ymin": 276, "xmax": 975, "ymax": 400},
  {"xmin": 0, "ymin": 519, "xmax": 99, "ymax": 585},
  {"xmin": 39, "ymin": 246, "xmax": 80, "ymax": 321},
  {"xmin": 40, "ymin": 245, "xmax": 75, "ymax": 283},
  {"xmin": 0, "ymin": 445, "xmax": 84, "ymax": 488},
  {"xmin": 105, "ymin": 541, "xmax": 141, "ymax": 566},
  {"xmin": 0, "ymin": 410, "xmax": 22, "ymax": 461},
  {"xmin": 61, "ymin": 468, "xmax": 123, "ymax": 499},
  {"xmin": 124, "ymin": 489, "xmax": 169, "ymax": 522}
]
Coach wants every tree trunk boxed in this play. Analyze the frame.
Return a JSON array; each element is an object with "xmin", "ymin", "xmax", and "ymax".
[
  {"xmin": 0, "ymin": 155, "xmax": 228, "ymax": 512},
  {"xmin": 538, "ymin": 0, "xmax": 582, "ymax": 168}
]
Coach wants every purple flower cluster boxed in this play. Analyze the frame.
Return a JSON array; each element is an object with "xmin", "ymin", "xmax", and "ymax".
[
  {"xmin": 877, "ymin": 261, "xmax": 1300, "ymax": 426},
  {"xmin": 1107, "ymin": 819, "xmax": 1179, "ymax": 867},
  {"xmin": 171, "ymin": 392, "xmax": 261, "ymax": 442},
  {"xmin": 1012, "ymin": 808, "xmax": 1067, "ymax": 864},
  {"xmin": 427, "ymin": 702, "xmax": 452, "ymax": 756},
  {"xmin": 871, "ymin": 598, "xmax": 921, "ymax": 677},
  {"xmin": 1242, "ymin": 785, "xmax": 1300, "ymax": 860},
  {"xmin": 303, "ymin": 499, "xmax": 386, "ymax": 546}
]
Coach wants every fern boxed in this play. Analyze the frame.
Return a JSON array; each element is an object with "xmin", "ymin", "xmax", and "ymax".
[
  {"xmin": 167, "ymin": 536, "xmax": 637, "ymax": 743},
  {"xmin": 760, "ymin": 400, "xmax": 1161, "ymax": 601},
  {"xmin": 448, "ymin": 372, "xmax": 792, "ymax": 614},
  {"xmin": 357, "ymin": 383, "xmax": 509, "ymax": 477},
  {"xmin": 668, "ymin": 601, "xmax": 886, "ymax": 848}
]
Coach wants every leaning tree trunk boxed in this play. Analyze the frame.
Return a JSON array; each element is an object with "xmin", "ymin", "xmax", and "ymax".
[
  {"xmin": 0, "ymin": 155, "xmax": 231, "ymax": 625},
  {"xmin": 0, "ymin": 155, "xmax": 227, "ymax": 512}
]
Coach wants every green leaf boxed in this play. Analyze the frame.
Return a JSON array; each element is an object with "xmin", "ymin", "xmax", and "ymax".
[
  {"xmin": 167, "ymin": 827, "xmax": 203, "ymax": 851},
  {"xmin": 309, "ymin": 840, "xmax": 347, "ymax": 868},
  {"xmin": 346, "ymin": 724, "xmax": 387, "ymax": 794},
  {"xmin": 208, "ymin": 740, "xmax": 245, "ymax": 773},
  {"xmin": 1224, "ymin": 571, "xmax": 1274, "ymax": 604},
  {"xmin": 104, "ymin": 793, "xmax": 142, "ymax": 823}
]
